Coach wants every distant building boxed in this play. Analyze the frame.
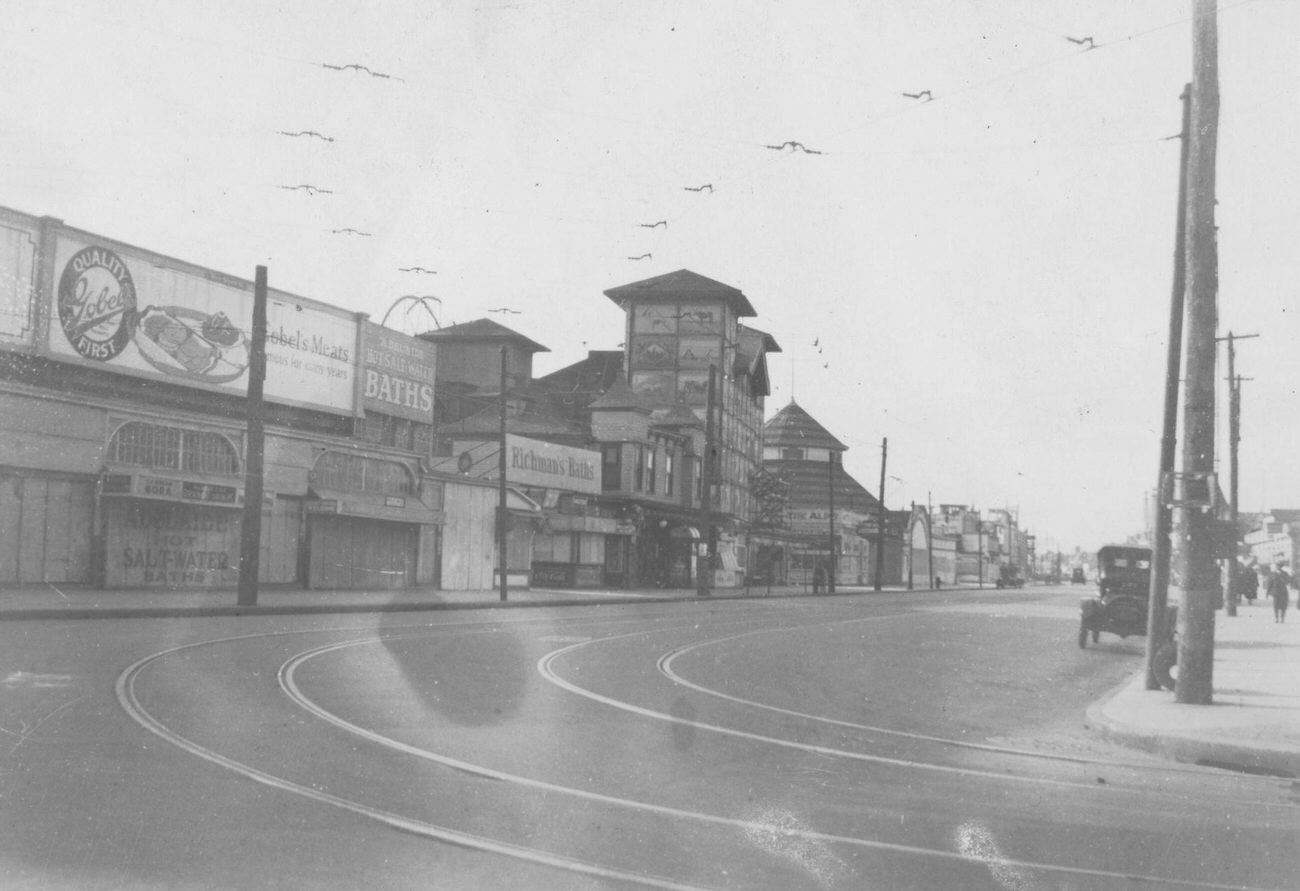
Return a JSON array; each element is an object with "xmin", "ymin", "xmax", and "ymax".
[
  {"xmin": 425, "ymin": 269, "xmax": 781, "ymax": 590},
  {"xmin": 930, "ymin": 504, "xmax": 1028, "ymax": 586},
  {"xmin": 756, "ymin": 401, "xmax": 901, "ymax": 588},
  {"xmin": 1244, "ymin": 510, "xmax": 1300, "ymax": 570}
]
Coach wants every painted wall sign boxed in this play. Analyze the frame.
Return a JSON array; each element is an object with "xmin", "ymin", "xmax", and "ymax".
[
  {"xmin": 359, "ymin": 321, "xmax": 436, "ymax": 422},
  {"xmin": 99, "ymin": 472, "xmax": 257, "ymax": 507},
  {"xmin": 105, "ymin": 501, "xmax": 241, "ymax": 588},
  {"xmin": 45, "ymin": 233, "xmax": 357, "ymax": 414},
  {"xmin": 505, "ymin": 434, "xmax": 601, "ymax": 495}
]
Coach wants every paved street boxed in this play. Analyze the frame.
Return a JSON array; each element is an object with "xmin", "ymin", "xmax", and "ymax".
[{"xmin": 2, "ymin": 585, "xmax": 1297, "ymax": 889}]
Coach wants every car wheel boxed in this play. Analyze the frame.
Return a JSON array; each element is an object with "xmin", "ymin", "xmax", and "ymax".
[
  {"xmin": 1078, "ymin": 624, "xmax": 1089, "ymax": 648},
  {"xmin": 1091, "ymin": 629, "xmax": 1100, "ymax": 643}
]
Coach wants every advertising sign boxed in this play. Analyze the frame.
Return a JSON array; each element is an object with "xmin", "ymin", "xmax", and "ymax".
[
  {"xmin": 0, "ymin": 218, "xmax": 38, "ymax": 348},
  {"xmin": 506, "ymin": 434, "xmax": 601, "ymax": 494},
  {"xmin": 360, "ymin": 321, "xmax": 436, "ymax": 422},
  {"xmin": 45, "ymin": 234, "xmax": 357, "ymax": 414},
  {"xmin": 105, "ymin": 500, "xmax": 241, "ymax": 588}
]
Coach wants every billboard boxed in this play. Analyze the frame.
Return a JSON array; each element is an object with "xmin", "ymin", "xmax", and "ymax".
[
  {"xmin": 45, "ymin": 233, "xmax": 357, "ymax": 415},
  {"xmin": 0, "ymin": 216, "xmax": 39, "ymax": 349},
  {"xmin": 359, "ymin": 321, "xmax": 436, "ymax": 422},
  {"xmin": 506, "ymin": 434, "xmax": 601, "ymax": 494}
]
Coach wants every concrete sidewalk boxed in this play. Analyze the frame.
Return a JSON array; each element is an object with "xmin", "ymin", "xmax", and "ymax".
[{"xmin": 1086, "ymin": 600, "xmax": 1300, "ymax": 778}]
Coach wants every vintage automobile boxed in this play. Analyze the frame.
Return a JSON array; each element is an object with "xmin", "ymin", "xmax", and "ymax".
[
  {"xmin": 1071, "ymin": 567, "xmax": 1087, "ymax": 584},
  {"xmin": 1079, "ymin": 545, "xmax": 1152, "ymax": 648},
  {"xmin": 995, "ymin": 564, "xmax": 1025, "ymax": 588}
]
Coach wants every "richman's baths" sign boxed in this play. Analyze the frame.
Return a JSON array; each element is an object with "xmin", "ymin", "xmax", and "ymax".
[{"xmin": 506, "ymin": 434, "xmax": 600, "ymax": 494}]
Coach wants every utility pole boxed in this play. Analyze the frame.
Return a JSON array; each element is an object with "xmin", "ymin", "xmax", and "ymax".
[
  {"xmin": 697, "ymin": 365, "xmax": 717, "ymax": 597},
  {"xmin": 1176, "ymin": 0, "xmax": 1221, "ymax": 705},
  {"xmin": 237, "ymin": 266, "xmax": 268, "ymax": 607},
  {"xmin": 1216, "ymin": 332, "xmax": 1258, "ymax": 617},
  {"xmin": 874, "ymin": 437, "xmax": 887, "ymax": 591},
  {"xmin": 976, "ymin": 508, "xmax": 983, "ymax": 588},
  {"xmin": 927, "ymin": 492, "xmax": 934, "ymax": 589},
  {"xmin": 908, "ymin": 501, "xmax": 915, "ymax": 591},
  {"xmin": 1145, "ymin": 85, "xmax": 1192, "ymax": 689},
  {"xmin": 498, "ymin": 347, "xmax": 509, "ymax": 602},
  {"xmin": 827, "ymin": 447, "xmax": 836, "ymax": 594}
]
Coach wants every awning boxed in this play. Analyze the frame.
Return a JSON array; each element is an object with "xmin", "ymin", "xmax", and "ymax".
[
  {"xmin": 670, "ymin": 525, "xmax": 701, "ymax": 540},
  {"xmin": 307, "ymin": 487, "xmax": 443, "ymax": 525}
]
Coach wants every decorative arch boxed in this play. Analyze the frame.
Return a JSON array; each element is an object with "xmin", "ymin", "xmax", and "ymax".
[
  {"xmin": 310, "ymin": 451, "xmax": 415, "ymax": 496},
  {"xmin": 107, "ymin": 421, "xmax": 240, "ymax": 475}
]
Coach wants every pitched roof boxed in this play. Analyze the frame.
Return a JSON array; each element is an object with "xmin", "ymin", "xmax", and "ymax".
[
  {"xmin": 417, "ymin": 318, "xmax": 549, "ymax": 353},
  {"xmin": 587, "ymin": 377, "xmax": 653, "ymax": 412},
  {"xmin": 651, "ymin": 400, "xmax": 703, "ymax": 428},
  {"xmin": 603, "ymin": 269, "xmax": 756, "ymax": 317},
  {"xmin": 766, "ymin": 459, "xmax": 880, "ymax": 513},
  {"xmin": 535, "ymin": 350, "xmax": 625, "ymax": 400},
  {"xmin": 739, "ymin": 324, "xmax": 782, "ymax": 354},
  {"xmin": 764, "ymin": 401, "xmax": 846, "ymax": 451}
]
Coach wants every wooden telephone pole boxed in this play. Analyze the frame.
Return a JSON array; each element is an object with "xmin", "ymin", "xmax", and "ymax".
[
  {"xmin": 873, "ymin": 437, "xmax": 887, "ymax": 591},
  {"xmin": 1217, "ymin": 331, "xmax": 1258, "ymax": 617},
  {"xmin": 1176, "ymin": 0, "xmax": 1221, "ymax": 705},
  {"xmin": 498, "ymin": 346, "xmax": 509, "ymax": 602},
  {"xmin": 237, "ymin": 266, "xmax": 268, "ymax": 607},
  {"xmin": 697, "ymin": 365, "xmax": 717, "ymax": 597},
  {"xmin": 1145, "ymin": 85, "xmax": 1191, "ymax": 689}
]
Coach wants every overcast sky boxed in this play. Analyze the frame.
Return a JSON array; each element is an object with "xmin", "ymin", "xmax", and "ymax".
[{"xmin": 3, "ymin": 1, "xmax": 1296, "ymax": 552}]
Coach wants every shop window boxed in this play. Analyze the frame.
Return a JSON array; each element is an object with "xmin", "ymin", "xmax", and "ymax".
[
  {"xmin": 602, "ymin": 445, "xmax": 621, "ymax": 491},
  {"xmin": 577, "ymin": 532, "xmax": 605, "ymax": 564},
  {"xmin": 108, "ymin": 422, "xmax": 239, "ymax": 475},
  {"xmin": 413, "ymin": 423, "xmax": 434, "ymax": 457},
  {"xmin": 311, "ymin": 452, "xmax": 415, "ymax": 495},
  {"xmin": 534, "ymin": 532, "xmax": 574, "ymax": 562},
  {"xmin": 356, "ymin": 413, "xmax": 386, "ymax": 444},
  {"xmin": 354, "ymin": 413, "xmax": 424, "ymax": 452},
  {"xmin": 782, "ymin": 447, "xmax": 804, "ymax": 460}
]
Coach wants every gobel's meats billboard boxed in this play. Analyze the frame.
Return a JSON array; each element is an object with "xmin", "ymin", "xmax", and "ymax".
[{"xmin": 46, "ymin": 234, "xmax": 357, "ymax": 415}]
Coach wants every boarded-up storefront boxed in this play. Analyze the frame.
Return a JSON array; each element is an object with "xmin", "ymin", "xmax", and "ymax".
[
  {"xmin": 306, "ymin": 514, "xmax": 418, "ymax": 589},
  {"xmin": 303, "ymin": 451, "xmax": 442, "ymax": 590},
  {"xmin": 0, "ymin": 472, "xmax": 94, "ymax": 585}
]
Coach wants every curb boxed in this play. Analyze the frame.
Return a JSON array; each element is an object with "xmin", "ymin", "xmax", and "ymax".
[
  {"xmin": 0, "ymin": 585, "xmax": 924, "ymax": 622},
  {"xmin": 1084, "ymin": 673, "xmax": 1300, "ymax": 779}
]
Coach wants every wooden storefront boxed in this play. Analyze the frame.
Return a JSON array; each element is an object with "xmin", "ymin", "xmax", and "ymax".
[{"xmin": 0, "ymin": 470, "xmax": 95, "ymax": 585}]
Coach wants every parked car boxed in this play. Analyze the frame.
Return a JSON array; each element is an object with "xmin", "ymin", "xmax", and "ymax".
[
  {"xmin": 1079, "ymin": 545, "xmax": 1152, "ymax": 647},
  {"xmin": 995, "ymin": 564, "xmax": 1025, "ymax": 588},
  {"xmin": 1071, "ymin": 567, "xmax": 1086, "ymax": 584}
]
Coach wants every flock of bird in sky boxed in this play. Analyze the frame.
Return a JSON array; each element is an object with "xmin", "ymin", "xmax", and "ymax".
[{"xmin": 269, "ymin": 29, "xmax": 1097, "ymax": 337}]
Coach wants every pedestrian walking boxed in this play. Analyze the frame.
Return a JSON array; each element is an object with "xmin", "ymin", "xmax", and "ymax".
[{"xmin": 1266, "ymin": 566, "xmax": 1290, "ymax": 623}]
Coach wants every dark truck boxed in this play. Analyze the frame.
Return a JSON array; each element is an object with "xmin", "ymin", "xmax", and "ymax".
[{"xmin": 995, "ymin": 564, "xmax": 1024, "ymax": 588}]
